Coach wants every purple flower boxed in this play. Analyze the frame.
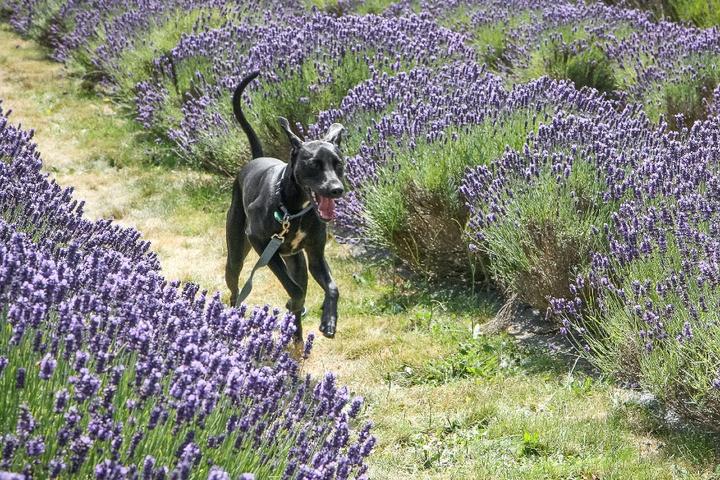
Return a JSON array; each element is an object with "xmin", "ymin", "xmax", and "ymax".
[
  {"xmin": 303, "ymin": 333, "xmax": 315, "ymax": 360},
  {"xmin": 15, "ymin": 368, "xmax": 26, "ymax": 389},
  {"xmin": 16, "ymin": 405, "xmax": 36, "ymax": 437},
  {"xmin": 208, "ymin": 467, "xmax": 230, "ymax": 480},
  {"xmin": 39, "ymin": 353, "xmax": 57, "ymax": 380},
  {"xmin": 26, "ymin": 436, "xmax": 46, "ymax": 456}
]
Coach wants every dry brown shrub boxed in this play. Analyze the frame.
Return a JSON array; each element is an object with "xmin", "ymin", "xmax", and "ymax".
[
  {"xmin": 513, "ymin": 220, "xmax": 581, "ymax": 312},
  {"xmin": 388, "ymin": 184, "xmax": 487, "ymax": 285}
]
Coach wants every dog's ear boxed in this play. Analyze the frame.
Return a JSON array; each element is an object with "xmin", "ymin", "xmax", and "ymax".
[
  {"xmin": 323, "ymin": 123, "xmax": 345, "ymax": 147},
  {"xmin": 278, "ymin": 117, "xmax": 302, "ymax": 149}
]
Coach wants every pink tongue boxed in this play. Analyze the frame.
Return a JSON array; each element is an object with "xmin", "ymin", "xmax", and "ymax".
[{"xmin": 317, "ymin": 195, "xmax": 336, "ymax": 220}]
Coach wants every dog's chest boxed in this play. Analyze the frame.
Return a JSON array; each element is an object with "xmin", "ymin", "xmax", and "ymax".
[{"xmin": 283, "ymin": 228, "xmax": 307, "ymax": 254}]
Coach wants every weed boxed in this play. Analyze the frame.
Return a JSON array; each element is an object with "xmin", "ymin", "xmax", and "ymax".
[
  {"xmin": 402, "ymin": 335, "xmax": 522, "ymax": 385},
  {"xmin": 517, "ymin": 431, "xmax": 547, "ymax": 457}
]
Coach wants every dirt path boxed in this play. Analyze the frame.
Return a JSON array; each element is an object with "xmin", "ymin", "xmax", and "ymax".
[{"xmin": 2, "ymin": 25, "xmax": 717, "ymax": 480}]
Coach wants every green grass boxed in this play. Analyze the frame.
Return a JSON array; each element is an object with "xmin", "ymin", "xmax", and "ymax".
[{"xmin": 2, "ymin": 23, "xmax": 720, "ymax": 480}]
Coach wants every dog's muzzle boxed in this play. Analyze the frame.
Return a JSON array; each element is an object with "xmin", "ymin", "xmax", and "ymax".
[{"xmin": 310, "ymin": 187, "xmax": 343, "ymax": 222}]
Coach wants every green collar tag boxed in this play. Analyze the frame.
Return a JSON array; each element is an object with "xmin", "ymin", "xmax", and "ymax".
[{"xmin": 273, "ymin": 211, "xmax": 284, "ymax": 223}]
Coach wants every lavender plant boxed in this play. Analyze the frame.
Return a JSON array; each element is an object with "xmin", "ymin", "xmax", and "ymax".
[
  {"xmin": 0, "ymin": 102, "xmax": 375, "ymax": 477},
  {"xmin": 139, "ymin": 11, "xmax": 473, "ymax": 173},
  {"xmin": 550, "ymin": 114, "xmax": 720, "ymax": 429},
  {"xmin": 311, "ymin": 60, "xmax": 634, "ymax": 290}
]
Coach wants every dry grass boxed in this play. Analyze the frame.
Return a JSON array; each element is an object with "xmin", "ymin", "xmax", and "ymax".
[{"xmin": 1, "ymin": 25, "xmax": 719, "ymax": 479}]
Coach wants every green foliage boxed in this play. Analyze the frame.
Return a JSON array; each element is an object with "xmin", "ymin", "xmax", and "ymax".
[
  {"xmin": 544, "ymin": 43, "xmax": 617, "ymax": 95},
  {"xmin": 482, "ymin": 156, "xmax": 615, "ymax": 311},
  {"xmin": 363, "ymin": 112, "xmax": 538, "ymax": 283},
  {"xmin": 669, "ymin": 0, "xmax": 720, "ymax": 27},
  {"xmin": 517, "ymin": 431, "xmax": 547, "ymax": 458},
  {"xmin": 185, "ymin": 115, "xmax": 251, "ymax": 176},
  {"xmin": 472, "ymin": 25, "xmax": 510, "ymax": 71},
  {"xmin": 642, "ymin": 56, "xmax": 720, "ymax": 129}
]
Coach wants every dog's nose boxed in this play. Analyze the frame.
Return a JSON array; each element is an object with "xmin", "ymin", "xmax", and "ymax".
[{"xmin": 329, "ymin": 186, "xmax": 344, "ymax": 198}]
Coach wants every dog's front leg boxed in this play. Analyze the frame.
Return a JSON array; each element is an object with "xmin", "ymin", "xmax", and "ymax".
[{"xmin": 306, "ymin": 247, "xmax": 339, "ymax": 338}]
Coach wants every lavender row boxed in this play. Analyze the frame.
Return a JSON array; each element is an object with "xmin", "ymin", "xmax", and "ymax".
[
  {"xmin": 137, "ymin": 10, "xmax": 474, "ymax": 172},
  {"xmin": 310, "ymin": 59, "xmax": 625, "ymax": 244},
  {"xmin": 548, "ymin": 110, "xmax": 720, "ymax": 428}
]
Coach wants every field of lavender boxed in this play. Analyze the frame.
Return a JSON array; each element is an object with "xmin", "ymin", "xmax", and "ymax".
[{"xmin": 2, "ymin": 0, "xmax": 720, "ymax": 478}]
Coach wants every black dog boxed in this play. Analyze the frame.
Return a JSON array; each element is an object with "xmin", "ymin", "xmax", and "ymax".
[{"xmin": 225, "ymin": 71, "xmax": 346, "ymax": 342}]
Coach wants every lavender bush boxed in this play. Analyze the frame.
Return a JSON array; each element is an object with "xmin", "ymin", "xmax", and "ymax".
[
  {"xmin": 310, "ymin": 59, "xmax": 632, "ymax": 291},
  {"xmin": 0, "ymin": 102, "xmax": 374, "ymax": 477},
  {"xmin": 550, "ymin": 114, "xmax": 720, "ymax": 430},
  {"xmin": 137, "ymin": 10, "xmax": 473, "ymax": 173},
  {"xmin": 460, "ymin": 93, "xmax": 656, "ymax": 309}
]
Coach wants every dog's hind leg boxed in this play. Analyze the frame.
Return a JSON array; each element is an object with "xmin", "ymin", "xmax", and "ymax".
[
  {"xmin": 258, "ymin": 250, "xmax": 305, "ymax": 343},
  {"xmin": 225, "ymin": 180, "xmax": 251, "ymax": 307},
  {"xmin": 284, "ymin": 252, "xmax": 308, "ymax": 296}
]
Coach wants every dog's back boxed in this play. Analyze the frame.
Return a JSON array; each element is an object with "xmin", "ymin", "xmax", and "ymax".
[{"xmin": 237, "ymin": 157, "xmax": 284, "ymax": 218}]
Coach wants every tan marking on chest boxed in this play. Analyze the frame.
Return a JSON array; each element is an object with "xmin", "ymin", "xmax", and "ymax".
[{"xmin": 290, "ymin": 229, "xmax": 307, "ymax": 251}]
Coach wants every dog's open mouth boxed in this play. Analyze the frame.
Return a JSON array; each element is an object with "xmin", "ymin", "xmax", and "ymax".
[{"xmin": 310, "ymin": 191, "xmax": 336, "ymax": 222}]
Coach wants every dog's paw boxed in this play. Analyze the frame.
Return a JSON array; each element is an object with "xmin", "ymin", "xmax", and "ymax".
[{"xmin": 319, "ymin": 316, "xmax": 337, "ymax": 339}]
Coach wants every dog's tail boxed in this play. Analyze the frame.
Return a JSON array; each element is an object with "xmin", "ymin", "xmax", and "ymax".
[{"xmin": 232, "ymin": 71, "xmax": 263, "ymax": 159}]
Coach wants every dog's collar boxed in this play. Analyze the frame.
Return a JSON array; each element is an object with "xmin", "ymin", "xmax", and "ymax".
[
  {"xmin": 273, "ymin": 204, "xmax": 314, "ymax": 223},
  {"xmin": 274, "ymin": 167, "xmax": 314, "ymax": 223}
]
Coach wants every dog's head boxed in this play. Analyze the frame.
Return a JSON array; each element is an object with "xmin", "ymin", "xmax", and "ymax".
[{"xmin": 279, "ymin": 117, "xmax": 346, "ymax": 222}]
